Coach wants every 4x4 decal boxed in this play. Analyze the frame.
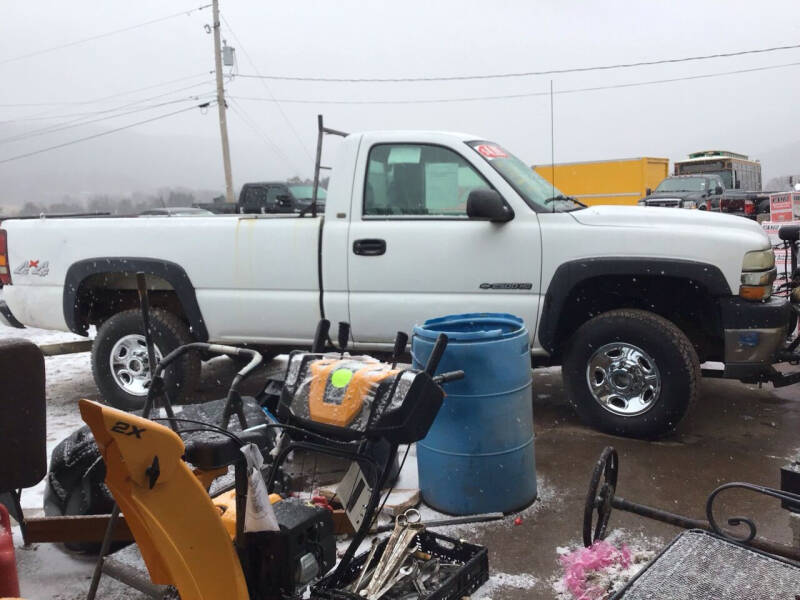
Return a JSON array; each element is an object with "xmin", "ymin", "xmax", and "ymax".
[{"xmin": 14, "ymin": 259, "xmax": 49, "ymax": 277}]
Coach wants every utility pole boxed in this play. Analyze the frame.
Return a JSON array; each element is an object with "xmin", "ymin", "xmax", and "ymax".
[{"xmin": 212, "ymin": 0, "xmax": 235, "ymax": 203}]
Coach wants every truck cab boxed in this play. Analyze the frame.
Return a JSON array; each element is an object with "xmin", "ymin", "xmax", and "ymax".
[{"xmin": 639, "ymin": 174, "xmax": 725, "ymax": 210}]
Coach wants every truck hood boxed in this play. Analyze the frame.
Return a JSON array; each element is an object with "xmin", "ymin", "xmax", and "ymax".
[
  {"xmin": 570, "ymin": 205, "xmax": 768, "ymax": 242},
  {"xmin": 643, "ymin": 191, "xmax": 704, "ymax": 202}
]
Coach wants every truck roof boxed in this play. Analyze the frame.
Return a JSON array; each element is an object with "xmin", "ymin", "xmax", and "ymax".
[
  {"xmin": 687, "ymin": 150, "xmax": 749, "ymax": 160},
  {"xmin": 352, "ymin": 130, "xmax": 484, "ymax": 143},
  {"xmin": 532, "ymin": 156, "xmax": 668, "ymax": 168},
  {"xmin": 676, "ymin": 153, "xmax": 760, "ymax": 165}
]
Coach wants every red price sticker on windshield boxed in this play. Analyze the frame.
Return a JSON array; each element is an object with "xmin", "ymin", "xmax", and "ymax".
[{"xmin": 475, "ymin": 144, "xmax": 507, "ymax": 159}]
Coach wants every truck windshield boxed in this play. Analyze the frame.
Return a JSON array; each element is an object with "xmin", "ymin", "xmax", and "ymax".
[
  {"xmin": 655, "ymin": 177, "xmax": 707, "ymax": 193},
  {"xmin": 289, "ymin": 185, "xmax": 327, "ymax": 200},
  {"xmin": 467, "ymin": 141, "xmax": 581, "ymax": 212}
]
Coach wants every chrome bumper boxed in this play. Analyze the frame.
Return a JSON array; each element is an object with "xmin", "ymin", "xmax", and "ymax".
[{"xmin": 724, "ymin": 327, "xmax": 786, "ymax": 365}]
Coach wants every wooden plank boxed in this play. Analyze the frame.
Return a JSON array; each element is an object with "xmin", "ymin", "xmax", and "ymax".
[
  {"xmin": 24, "ymin": 514, "xmax": 133, "ymax": 543},
  {"xmin": 38, "ymin": 340, "xmax": 93, "ymax": 356}
]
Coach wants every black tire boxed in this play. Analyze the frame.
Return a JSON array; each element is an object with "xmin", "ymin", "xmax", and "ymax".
[
  {"xmin": 91, "ymin": 309, "xmax": 200, "ymax": 411},
  {"xmin": 562, "ymin": 309, "xmax": 699, "ymax": 439}
]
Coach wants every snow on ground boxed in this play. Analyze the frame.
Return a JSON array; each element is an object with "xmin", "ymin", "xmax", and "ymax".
[
  {"xmin": 550, "ymin": 529, "xmax": 660, "ymax": 599},
  {"xmin": 474, "ymin": 572, "xmax": 541, "ymax": 599},
  {"xmin": 12, "ymin": 525, "xmax": 147, "ymax": 600}
]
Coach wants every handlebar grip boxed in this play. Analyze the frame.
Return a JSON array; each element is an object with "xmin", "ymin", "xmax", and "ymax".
[
  {"xmin": 236, "ymin": 350, "xmax": 263, "ymax": 380},
  {"xmin": 312, "ymin": 319, "xmax": 331, "ymax": 353},
  {"xmin": 433, "ymin": 370, "xmax": 464, "ymax": 384},
  {"xmin": 207, "ymin": 343, "xmax": 248, "ymax": 356},
  {"xmin": 391, "ymin": 331, "xmax": 409, "ymax": 361},
  {"xmin": 424, "ymin": 333, "xmax": 449, "ymax": 376},
  {"xmin": 337, "ymin": 322, "xmax": 351, "ymax": 352}
]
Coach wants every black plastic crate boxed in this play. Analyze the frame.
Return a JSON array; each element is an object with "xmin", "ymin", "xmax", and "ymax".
[{"xmin": 313, "ymin": 530, "xmax": 489, "ymax": 600}]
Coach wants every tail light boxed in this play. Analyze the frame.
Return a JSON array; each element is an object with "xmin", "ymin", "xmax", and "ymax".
[
  {"xmin": 0, "ymin": 229, "xmax": 10, "ymax": 285},
  {"xmin": 744, "ymin": 199, "xmax": 755, "ymax": 215}
]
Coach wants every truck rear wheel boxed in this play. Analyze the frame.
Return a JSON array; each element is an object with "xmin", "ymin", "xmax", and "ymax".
[
  {"xmin": 562, "ymin": 309, "xmax": 699, "ymax": 438},
  {"xmin": 91, "ymin": 309, "xmax": 200, "ymax": 411}
]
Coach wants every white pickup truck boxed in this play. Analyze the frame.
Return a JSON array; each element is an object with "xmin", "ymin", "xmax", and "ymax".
[{"xmin": 0, "ymin": 130, "xmax": 793, "ymax": 437}]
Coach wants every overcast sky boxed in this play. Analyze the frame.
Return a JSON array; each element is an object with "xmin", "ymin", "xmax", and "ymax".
[{"xmin": 1, "ymin": 0, "xmax": 799, "ymax": 202}]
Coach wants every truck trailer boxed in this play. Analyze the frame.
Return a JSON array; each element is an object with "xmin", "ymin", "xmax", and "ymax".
[{"xmin": 533, "ymin": 157, "xmax": 668, "ymax": 206}]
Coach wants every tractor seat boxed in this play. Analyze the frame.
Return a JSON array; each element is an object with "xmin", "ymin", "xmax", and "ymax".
[{"xmin": 779, "ymin": 224, "xmax": 800, "ymax": 242}]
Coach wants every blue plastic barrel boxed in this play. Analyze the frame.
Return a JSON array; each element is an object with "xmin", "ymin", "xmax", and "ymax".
[{"xmin": 412, "ymin": 313, "xmax": 536, "ymax": 515}]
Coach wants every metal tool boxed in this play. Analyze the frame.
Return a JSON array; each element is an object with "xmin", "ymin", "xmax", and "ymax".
[
  {"xmin": 374, "ymin": 511, "xmax": 504, "ymax": 534},
  {"xmin": 361, "ymin": 509, "xmax": 424, "ymax": 600},
  {"xmin": 584, "ymin": 446, "xmax": 800, "ymax": 561},
  {"xmin": 352, "ymin": 538, "xmax": 380, "ymax": 594}
]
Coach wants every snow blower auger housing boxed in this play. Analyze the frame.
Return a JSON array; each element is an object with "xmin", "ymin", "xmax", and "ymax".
[{"xmin": 79, "ymin": 398, "xmax": 336, "ymax": 600}]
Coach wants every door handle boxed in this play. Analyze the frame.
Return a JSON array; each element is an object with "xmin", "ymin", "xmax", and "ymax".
[{"xmin": 353, "ymin": 238, "xmax": 386, "ymax": 256}]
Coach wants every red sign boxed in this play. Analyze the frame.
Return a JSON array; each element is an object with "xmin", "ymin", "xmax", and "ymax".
[
  {"xmin": 771, "ymin": 192, "xmax": 795, "ymax": 222},
  {"xmin": 475, "ymin": 144, "xmax": 508, "ymax": 159}
]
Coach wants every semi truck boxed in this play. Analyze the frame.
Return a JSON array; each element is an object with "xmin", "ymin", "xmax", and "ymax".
[
  {"xmin": 0, "ymin": 130, "xmax": 794, "ymax": 439},
  {"xmin": 533, "ymin": 157, "xmax": 669, "ymax": 206}
]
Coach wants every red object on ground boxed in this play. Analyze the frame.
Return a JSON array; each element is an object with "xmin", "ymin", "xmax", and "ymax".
[
  {"xmin": 514, "ymin": 517, "xmax": 523, "ymax": 526},
  {"xmin": 0, "ymin": 503, "xmax": 20, "ymax": 597}
]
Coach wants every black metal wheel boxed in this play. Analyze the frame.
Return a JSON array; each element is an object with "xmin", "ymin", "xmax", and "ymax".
[{"xmin": 583, "ymin": 446, "xmax": 619, "ymax": 547}]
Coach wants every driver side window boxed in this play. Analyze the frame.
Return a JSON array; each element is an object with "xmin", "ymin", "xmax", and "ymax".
[{"xmin": 364, "ymin": 144, "xmax": 490, "ymax": 217}]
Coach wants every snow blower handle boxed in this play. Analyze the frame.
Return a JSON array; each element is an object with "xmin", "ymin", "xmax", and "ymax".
[
  {"xmin": 391, "ymin": 331, "xmax": 409, "ymax": 368},
  {"xmin": 337, "ymin": 322, "xmax": 350, "ymax": 354},
  {"xmin": 135, "ymin": 272, "xmax": 159, "ymax": 381},
  {"xmin": 311, "ymin": 319, "xmax": 331, "ymax": 353},
  {"xmin": 433, "ymin": 370, "xmax": 464, "ymax": 385},
  {"xmin": 424, "ymin": 333, "xmax": 449, "ymax": 376}
]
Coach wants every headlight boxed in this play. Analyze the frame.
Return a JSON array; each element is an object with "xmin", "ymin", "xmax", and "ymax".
[
  {"xmin": 681, "ymin": 200, "xmax": 696, "ymax": 209},
  {"xmin": 740, "ymin": 249, "xmax": 776, "ymax": 300},
  {"xmin": 742, "ymin": 249, "xmax": 775, "ymax": 271},
  {"xmin": 741, "ymin": 268, "xmax": 776, "ymax": 287}
]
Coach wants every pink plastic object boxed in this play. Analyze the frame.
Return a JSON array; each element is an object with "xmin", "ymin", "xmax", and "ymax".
[
  {"xmin": 0, "ymin": 503, "xmax": 20, "ymax": 597},
  {"xmin": 560, "ymin": 540, "xmax": 631, "ymax": 600}
]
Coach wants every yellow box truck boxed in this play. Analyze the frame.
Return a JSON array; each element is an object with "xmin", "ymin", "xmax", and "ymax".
[{"xmin": 533, "ymin": 157, "xmax": 669, "ymax": 206}]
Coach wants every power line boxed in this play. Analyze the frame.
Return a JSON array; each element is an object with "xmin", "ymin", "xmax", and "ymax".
[
  {"xmin": 0, "ymin": 4, "xmax": 212, "ymax": 66},
  {"xmin": 3, "ymin": 81, "xmax": 213, "ymax": 134},
  {"xmin": 230, "ymin": 60, "xmax": 800, "ymax": 105},
  {"xmin": 0, "ymin": 80, "xmax": 216, "ymax": 144},
  {"xmin": 0, "ymin": 94, "xmax": 215, "ymax": 145},
  {"xmin": 228, "ymin": 98, "xmax": 301, "ymax": 174},
  {"xmin": 237, "ymin": 41, "xmax": 800, "ymax": 83},
  {"xmin": 220, "ymin": 14, "xmax": 313, "ymax": 161},
  {"xmin": 0, "ymin": 72, "xmax": 212, "ymax": 112},
  {"xmin": 0, "ymin": 103, "xmax": 211, "ymax": 165}
]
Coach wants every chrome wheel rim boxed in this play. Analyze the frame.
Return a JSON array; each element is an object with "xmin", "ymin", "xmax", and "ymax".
[
  {"xmin": 109, "ymin": 334, "xmax": 162, "ymax": 396},
  {"xmin": 586, "ymin": 342, "xmax": 660, "ymax": 416}
]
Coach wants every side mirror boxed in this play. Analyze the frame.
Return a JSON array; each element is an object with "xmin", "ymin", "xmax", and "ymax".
[
  {"xmin": 645, "ymin": 187, "xmax": 652, "ymax": 196},
  {"xmin": 466, "ymin": 189, "xmax": 513, "ymax": 223},
  {"xmin": 715, "ymin": 186, "xmax": 723, "ymax": 195}
]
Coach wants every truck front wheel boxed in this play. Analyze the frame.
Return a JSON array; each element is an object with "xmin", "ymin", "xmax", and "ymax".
[
  {"xmin": 562, "ymin": 309, "xmax": 699, "ymax": 438},
  {"xmin": 91, "ymin": 309, "xmax": 200, "ymax": 411}
]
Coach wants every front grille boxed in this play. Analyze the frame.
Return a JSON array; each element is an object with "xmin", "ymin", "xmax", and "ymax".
[
  {"xmin": 647, "ymin": 200, "xmax": 681, "ymax": 208},
  {"xmin": 614, "ymin": 530, "xmax": 800, "ymax": 599}
]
